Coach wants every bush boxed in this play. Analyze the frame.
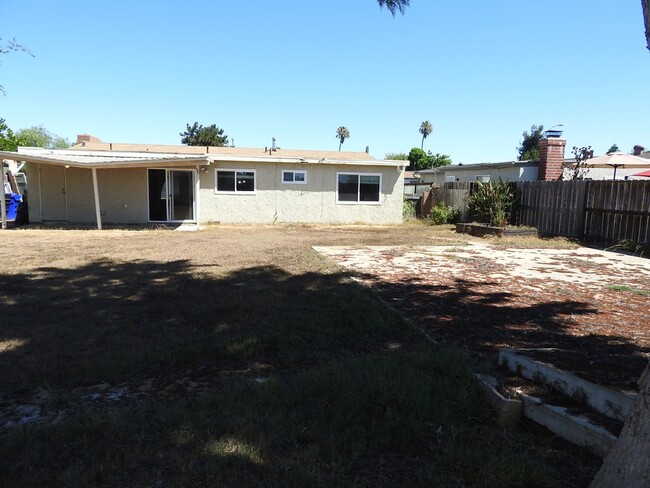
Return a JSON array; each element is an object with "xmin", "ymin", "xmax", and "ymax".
[
  {"xmin": 427, "ymin": 203, "xmax": 460, "ymax": 225},
  {"xmin": 403, "ymin": 197, "xmax": 416, "ymax": 220},
  {"xmin": 467, "ymin": 179, "xmax": 515, "ymax": 227}
]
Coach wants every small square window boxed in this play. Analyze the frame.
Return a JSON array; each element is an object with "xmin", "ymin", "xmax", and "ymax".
[{"xmin": 282, "ymin": 170, "xmax": 307, "ymax": 184}]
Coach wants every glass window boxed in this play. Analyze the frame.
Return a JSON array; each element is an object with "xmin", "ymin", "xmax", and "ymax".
[
  {"xmin": 217, "ymin": 171, "xmax": 235, "ymax": 192},
  {"xmin": 360, "ymin": 175, "xmax": 380, "ymax": 202},
  {"xmin": 236, "ymin": 171, "xmax": 255, "ymax": 192},
  {"xmin": 337, "ymin": 173, "xmax": 381, "ymax": 203},
  {"xmin": 216, "ymin": 170, "xmax": 256, "ymax": 193},
  {"xmin": 282, "ymin": 170, "xmax": 307, "ymax": 184}
]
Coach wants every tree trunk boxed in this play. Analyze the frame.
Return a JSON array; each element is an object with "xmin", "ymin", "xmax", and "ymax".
[
  {"xmin": 644, "ymin": 0, "xmax": 650, "ymax": 51},
  {"xmin": 590, "ymin": 362, "xmax": 650, "ymax": 487}
]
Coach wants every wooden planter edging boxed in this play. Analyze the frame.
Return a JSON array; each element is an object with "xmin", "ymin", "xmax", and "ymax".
[{"xmin": 456, "ymin": 223, "xmax": 538, "ymax": 238}]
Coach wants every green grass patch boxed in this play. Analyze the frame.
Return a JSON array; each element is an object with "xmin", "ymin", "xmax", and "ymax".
[
  {"xmin": 607, "ymin": 284, "xmax": 650, "ymax": 297},
  {"xmin": 0, "ymin": 347, "xmax": 585, "ymax": 487}
]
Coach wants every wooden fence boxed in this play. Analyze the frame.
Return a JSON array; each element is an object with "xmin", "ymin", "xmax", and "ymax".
[
  {"xmin": 418, "ymin": 180, "xmax": 650, "ymax": 245},
  {"xmin": 420, "ymin": 181, "xmax": 475, "ymax": 220},
  {"xmin": 516, "ymin": 180, "xmax": 650, "ymax": 244}
]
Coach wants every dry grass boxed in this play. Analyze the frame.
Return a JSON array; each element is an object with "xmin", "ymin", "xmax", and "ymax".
[{"xmin": 0, "ymin": 223, "xmax": 599, "ymax": 487}]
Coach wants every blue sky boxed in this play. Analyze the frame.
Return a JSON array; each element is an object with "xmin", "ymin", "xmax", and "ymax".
[{"xmin": 1, "ymin": 1, "xmax": 648, "ymax": 163}]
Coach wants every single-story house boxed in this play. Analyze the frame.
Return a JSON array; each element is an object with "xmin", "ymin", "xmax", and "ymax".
[
  {"xmin": 418, "ymin": 138, "xmax": 650, "ymax": 184},
  {"xmin": 0, "ymin": 135, "xmax": 406, "ymax": 228}
]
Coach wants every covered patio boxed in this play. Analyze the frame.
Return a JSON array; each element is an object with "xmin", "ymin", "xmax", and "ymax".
[{"xmin": 0, "ymin": 149, "xmax": 209, "ymax": 229}]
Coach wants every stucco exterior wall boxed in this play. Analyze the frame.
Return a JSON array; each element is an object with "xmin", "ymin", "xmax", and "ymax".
[
  {"xmin": 28, "ymin": 162, "xmax": 403, "ymax": 225},
  {"xmin": 198, "ymin": 162, "xmax": 404, "ymax": 224},
  {"xmin": 27, "ymin": 164, "xmax": 149, "ymax": 224}
]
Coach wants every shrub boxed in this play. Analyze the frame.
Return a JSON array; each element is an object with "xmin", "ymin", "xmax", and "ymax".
[
  {"xmin": 428, "ymin": 203, "xmax": 460, "ymax": 225},
  {"xmin": 467, "ymin": 179, "xmax": 515, "ymax": 227},
  {"xmin": 403, "ymin": 197, "xmax": 416, "ymax": 220}
]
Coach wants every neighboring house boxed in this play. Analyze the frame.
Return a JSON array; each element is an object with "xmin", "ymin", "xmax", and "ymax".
[
  {"xmin": 418, "ymin": 161, "xmax": 538, "ymax": 184},
  {"xmin": 0, "ymin": 135, "xmax": 405, "ymax": 228},
  {"xmin": 419, "ymin": 138, "xmax": 650, "ymax": 184}
]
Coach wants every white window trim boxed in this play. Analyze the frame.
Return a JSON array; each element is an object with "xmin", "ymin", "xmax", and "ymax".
[
  {"xmin": 281, "ymin": 169, "xmax": 308, "ymax": 185},
  {"xmin": 336, "ymin": 172, "xmax": 382, "ymax": 205},
  {"xmin": 214, "ymin": 168, "xmax": 257, "ymax": 194}
]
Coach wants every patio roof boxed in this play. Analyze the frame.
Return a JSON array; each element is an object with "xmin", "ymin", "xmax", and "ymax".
[{"xmin": 1, "ymin": 148, "xmax": 403, "ymax": 169}]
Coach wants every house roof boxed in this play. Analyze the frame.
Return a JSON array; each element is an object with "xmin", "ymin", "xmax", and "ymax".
[
  {"xmin": 1, "ymin": 149, "xmax": 208, "ymax": 169},
  {"xmin": 1, "ymin": 145, "xmax": 405, "ymax": 169},
  {"xmin": 70, "ymin": 140, "xmax": 379, "ymax": 162},
  {"xmin": 418, "ymin": 160, "xmax": 537, "ymax": 174}
]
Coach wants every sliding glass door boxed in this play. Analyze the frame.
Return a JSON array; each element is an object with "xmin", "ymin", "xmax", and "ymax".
[{"xmin": 148, "ymin": 169, "xmax": 195, "ymax": 222}]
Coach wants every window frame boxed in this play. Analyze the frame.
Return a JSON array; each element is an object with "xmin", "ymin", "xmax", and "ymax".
[
  {"xmin": 281, "ymin": 169, "xmax": 308, "ymax": 185},
  {"xmin": 214, "ymin": 168, "xmax": 257, "ymax": 194},
  {"xmin": 336, "ymin": 172, "xmax": 382, "ymax": 205}
]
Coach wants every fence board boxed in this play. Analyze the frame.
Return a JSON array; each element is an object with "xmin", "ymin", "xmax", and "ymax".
[{"xmin": 421, "ymin": 180, "xmax": 649, "ymax": 245}]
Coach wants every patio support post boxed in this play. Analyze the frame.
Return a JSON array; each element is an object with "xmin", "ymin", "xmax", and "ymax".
[{"xmin": 92, "ymin": 167, "xmax": 102, "ymax": 230}]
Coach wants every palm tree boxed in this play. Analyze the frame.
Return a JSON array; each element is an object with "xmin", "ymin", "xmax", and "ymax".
[
  {"xmin": 419, "ymin": 120, "xmax": 433, "ymax": 150},
  {"xmin": 336, "ymin": 126, "xmax": 350, "ymax": 151},
  {"xmin": 377, "ymin": 0, "xmax": 410, "ymax": 16}
]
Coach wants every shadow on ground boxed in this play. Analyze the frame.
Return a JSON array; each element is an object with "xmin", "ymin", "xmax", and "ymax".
[
  {"xmin": 0, "ymin": 258, "xmax": 604, "ymax": 487},
  {"xmin": 362, "ymin": 274, "xmax": 649, "ymax": 388}
]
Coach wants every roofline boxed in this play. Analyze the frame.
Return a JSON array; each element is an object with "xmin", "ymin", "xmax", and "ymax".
[
  {"xmin": 0, "ymin": 151, "xmax": 207, "ymax": 169},
  {"xmin": 418, "ymin": 160, "xmax": 537, "ymax": 173},
  {"xmin": 1, "ymin": 150, "xmax": 405, "ymax": 169}
]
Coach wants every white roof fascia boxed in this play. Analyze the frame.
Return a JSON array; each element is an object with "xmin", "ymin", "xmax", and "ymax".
[
  {"xmin": 206, "ymin": 155, "xmax": 403, "ymax": 167},
  {"xmin": 0, "ymin": 151, "xmax": 207, "ymax": 169}
]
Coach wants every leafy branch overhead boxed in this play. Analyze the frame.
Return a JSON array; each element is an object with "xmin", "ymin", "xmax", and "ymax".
[
  {"xmin": 0, "ymin": 37, "xmax": 34, "ymax": 96},
  {"xmin": 377, "ymin": 0, "xmax": 410, "ymax": 16}
]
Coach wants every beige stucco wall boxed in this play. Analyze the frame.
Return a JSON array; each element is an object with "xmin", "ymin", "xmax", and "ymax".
[
  {"xmin": 26, "ymin": 164, "xmax": 149, "ymax": 224},
  {"xmin": 27, "ymin": 162, "xmax": 404, "ymax": 225},
  {"xmin": 198, "ymin": 162, "xmax": 404, "ymax": 224}
]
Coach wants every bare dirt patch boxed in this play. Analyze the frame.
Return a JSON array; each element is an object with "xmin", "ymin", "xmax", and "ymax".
[{"xmin": 316, "ymin": 241, "xmax": 650, "ymax": 391}]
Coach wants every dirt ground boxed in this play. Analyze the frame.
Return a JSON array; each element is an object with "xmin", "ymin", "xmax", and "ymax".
[
  {"xmin": 316, "ymin": 241, "xmax": 650, "ymax": 391},
  {"xmin": 2, "ymin": 224, "xmax": 648, "ymax": 404}
]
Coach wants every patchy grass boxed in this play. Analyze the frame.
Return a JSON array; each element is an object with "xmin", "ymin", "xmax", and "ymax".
[
  {"xmin": 0, "ymin": 224, "xmax": 599, "ymax": 487},
  {"xmin": 485, "ymin": 235, "xmax": 580, "ymax": 249},
  {"xmin": 607, "ymin": 284, "xmax": 650, "ymax": 297}
]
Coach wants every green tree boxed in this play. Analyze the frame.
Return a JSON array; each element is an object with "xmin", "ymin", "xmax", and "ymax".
[
  {"xmin": 336, "ymin": 126, "xmax": 350, "ymax": 151},
  {"xmin": 377, "ymin": 0, "xmax": 410, "ymax": 16},
  {"xmin": 180, "ymin": 122, "xmax": 229, "ymax": 147},
  {"xmin": 428, "ymin": 152, "xmax": 452, "ymax": 168},
  {"xmin": 607, "ymin": 143, "xmax": 620, "ymax": 154},
  {"xmin": 385, "ymin": 152, "xmax": 408, "ymax": 160},
  {"xmin": 408, "ymin": 147, "xmax": 452, "ymax": 170},
  {"xmin": 0, "ymin": 118, "xmax": 18, "ymax": 150},
  {"xmin": 15, "ymin": 126, "xmax": 70, "ymax": 149},
  {"xmin": 0, "ymin": 38, "xmax": 33, "ymax": 96},
  {"xmin": 517, "ymin": 124, "xmax": 544, "ymax": 161},
  {"xmin": 419, "ymin": 120, "xmax": 433, "ymax": 149},
  {"xmin": 407, "ymin": 147, "xmax": 427, "ymax": 170}
]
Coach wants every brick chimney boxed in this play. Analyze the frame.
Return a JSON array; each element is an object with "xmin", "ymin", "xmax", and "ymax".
[
  {"xmin": 633, "ymin": 145, "xmax": 645, "ymax": 156},
  {"xmin": 76, "ymin": 134, "xmax": 102, "ymax": 145},
  {"xmin": 538, "ymin": 137, "xmax": 566, "ymax": 181}
]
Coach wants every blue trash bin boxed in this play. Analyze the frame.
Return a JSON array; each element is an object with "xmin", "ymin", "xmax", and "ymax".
[{"xmin": 5, "ymin": 193, "xmax": 22, "ymax": 221}]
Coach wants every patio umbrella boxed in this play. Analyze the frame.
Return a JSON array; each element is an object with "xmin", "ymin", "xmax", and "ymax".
[
  {"xmin": 582, "ymin": 152, "xmax": 650, "ymax": 180},
  {"xmin": 632, "ymin": 169, "xmax": 650, "ymax": 177}
]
